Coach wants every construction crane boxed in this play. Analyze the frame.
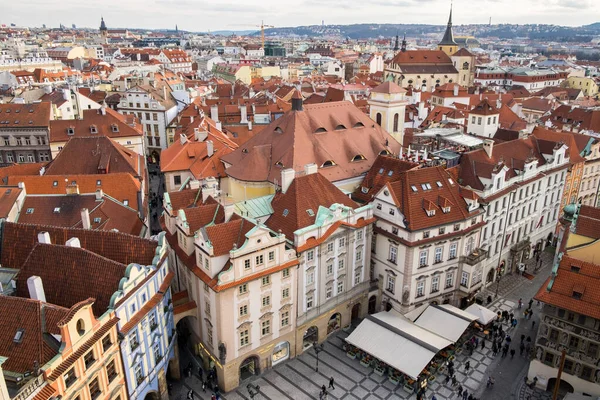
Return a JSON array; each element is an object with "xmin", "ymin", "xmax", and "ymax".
[{"xmin": 256, "ymin": 21, "xmax": 274, "ymax": 49}]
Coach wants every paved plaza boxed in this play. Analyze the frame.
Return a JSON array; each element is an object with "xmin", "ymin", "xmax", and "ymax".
[{"xmin": 171, "ymin": 252, "xmax": 556, "ymax": 400}]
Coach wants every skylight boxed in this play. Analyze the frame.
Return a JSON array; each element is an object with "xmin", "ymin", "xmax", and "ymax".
[
  {"xmin": 26, "ymin": 208, "xmax": 34, "ymax": 214},
  {"xmin": 283, "ymin": 209, "xmax": 289, "ymax": 217},
  {"xmin": 307, "ymin": 209, "xmax": 315, "ymax": 217},
  {"xmin": 411, "ymin": 185, "xmax": 418, "ymax": 192},
  {"xmin": 421, "ymin": 184, "xmax": 428, "ymax": 190},
  {"xmin": 436, "ymin": 181, "xmax": 443, "ymax": 187},
  {"xmin": 378, "ymin": 168, "xmax": 384, "ymax": 174},
  {"xmin": 53, "ymin": 207, "xmax": 60, "ymax": 213},
  {"xmin": 448, "ymin": 178, "xmax": 455, "ymax": 185},
  {"xmin": 13, "ymin": 329, "xmax": 24, "ymax": 343},
  {"xmin": 388, "ymin": 171, "xmax": 393, "ymax": 177}
]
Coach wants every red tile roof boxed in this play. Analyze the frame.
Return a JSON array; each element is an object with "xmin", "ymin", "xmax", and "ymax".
[
  {"xmin": 469, "ymin": 98, "xmax": 499, "ymax": 116},
  {"xmin": 49, "ymin": 107, "xmax": 143, "ymax": 143},
  {"xmin": 531, "ymin": 126, "xmax": 586, "ymax": 164},
  {"xmin": 535, "ymin": 255, "xmax": 600, "ymax": 319},
  {"xmin": 266, "ymin": 173, "xmax": 358, "ymax": 241},
  {"xmin": 386, "ymin": 166, "xmax": 479, "ymax": 231},
  {"xmin": 204, "ymin": 218, "xmax": 256, "ymax": 256},
  {"xmin": 15, "ymin": 244, "xmax": 126, "ymax": 315},
  {"xmin": 0, "ymin": 221, "xmax": 157, "ymax": 270},
  {"xmin": 574, "ymin": 205, "xmax": 600, "ymax": 239},
  {"xmin": 0, "ymin": 296, "xmax": 68, "ymax": 374},
  {"xmin": 0, "ymin": 186, "xmax": 22, "ymax": 218},
  {"xmin": 221, "ymin": 101, "xmax": 401, "ymax": 185},
  {"xmin": 353, "ymin": 155, "xmax": 419, "ymax": 203},
  {"xmin": 0, "ymin": 102, "xmax": 51, "ymax": 128},
  {"xmin": 371, "ymin": 81, "xmax": 406, "ymax": 94}
]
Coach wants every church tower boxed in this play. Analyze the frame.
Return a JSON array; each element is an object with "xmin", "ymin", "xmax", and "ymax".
[
  {"xmin": 99, "ymin": 16, "xmax": 107, "ymax": 37},
  {"xmin": 437, "ymin": 4, "xmax": 458, "ymax": 56},
  {"xmin": 368, "ymin": 81, "xmax": 408, "ymax": 145}
]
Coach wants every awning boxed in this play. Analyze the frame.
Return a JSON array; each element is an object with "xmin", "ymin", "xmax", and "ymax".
[
  {"xmin": 414, "ymin": 305, "xmax": 477, "ymax": 342},
  {"xmin": 346, "ymin": 312, "xmax": 444, "ymax": 379},
  {"xmin": 464, "ymin": 304, "xmax": 498, "ymax": 325}
]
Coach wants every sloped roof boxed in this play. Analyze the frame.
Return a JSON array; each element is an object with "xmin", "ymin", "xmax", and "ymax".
[
  {"xmin": 353, "ymin": 155, "xmax": 419, "ymax": 203},
  {"xmin": 266, "ymin": 172, "xmax": 358, "ymax": 240},
  {"xmin": 575, "ymin": 205, "xmax": 600, "ymax": 239},
  {"xmin": 221, "ymin": 101, "xmax": 401, "ymax": 184},
  {"xmin": 0, "ymin": 296, "xmax": 68, "ymax": 374},
  {"xmin": 386, "ymin": 166, "xmax": 477, "ymax": 231},
  {"xmin": 531, "ymin": 126, "xmax": 586, "ymax": 164},
  {"xmin": 371, "ymin": 81, "xmax": 406, "ymax": 94},
  {"xmin": 16, "ymin": 244, "xmax": 125, "ymax": 316},
  {"xmin": 204, "ymin": 217, "xmax": 256, "ymax": 256},
  {"xmin": 390, "ymin": 50, "xmax": 454, "ymax": 66},
  {"xmin": 0, "ymin": 221, "xmax": 157, "ymax": 270},
  {"xmin": 0, "ymin": 102, "xmax": 51, "ymax": 128},
  {"xmin": 469, "ymin": 98, "xmax": 499, "ymax": 116}
]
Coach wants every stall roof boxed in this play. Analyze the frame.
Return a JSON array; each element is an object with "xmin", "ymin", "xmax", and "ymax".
[
  {"xmin": 414, "ymin": 305, "xmax": 477, "ymax": 342},
  {"xmin": 464, "ymin": 304, "xmax": 497, "ymax": 325},
  {"xmin": 375, "ymin": 311, "xmax": 453, "ymax": 351},
  {"xmin": 346, "ymin": 313, "xmax": 438, "ymax": 379}
]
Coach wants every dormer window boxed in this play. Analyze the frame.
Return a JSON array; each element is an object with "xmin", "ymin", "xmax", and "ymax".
[
  {"xmin": 352, "ymin": 154, "xmax": 365, "ymax": 162},
  {"xmin": 442, "ymin": 206, "xmax": 450, "ymax": 213},
  {"xmin": 322, "ymin": 160, "xmax": 335, "ymax": 167},
  {"xmin": 353, "ymin": 122, "xmax": 365, "ymax": 128},
  {"xmin": 335, "ymin": 124, "xmax": 346, "ymax": 130},
  {"xmin": 111, "ymin": 124, "xmax": 119, "ymax": 133},
  {"xmin": 274, "ymin": 127, "xmax": 283, "ymax": 134},
  {"xmin": 572, "ymin": 289, "xmax": 583, "ymax": 300},
  {"xmin": 315, "ymin": 127, "xmax": 327, "ymax": 133},
  {"xmin": 67, "ymin": 127, "xmax": 75, "ymax": 135},
  {"xmin": 53, "ymin": 207, "xmax": 60, "ymax": 213},
  {"xmin": 90, "ymin": 125, "xmax": 98, "ymax": 134},
  {"xmin": 275, "ymin": 161, "xmax": 284, "ymax": 168},
  {"xmin": 380, "ymin": 150, "xmax": 391, "ymax": 156},
  {"xmin": 426, "ymin": 209, "xmax": 436, "ymax": 217}
]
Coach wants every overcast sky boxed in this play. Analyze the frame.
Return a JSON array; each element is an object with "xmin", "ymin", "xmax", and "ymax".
[{"xmin": 3, "ymin": 0, "xmax": 599, "ymax": 31}]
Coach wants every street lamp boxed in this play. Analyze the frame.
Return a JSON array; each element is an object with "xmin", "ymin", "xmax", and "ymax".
[
  {"xmin": 313, "ymin": 341, "xmax": 325, "ymax": 372},
  {"xmin": 247, "ymin": 383, "xmax": 260, "ymax": 399}
]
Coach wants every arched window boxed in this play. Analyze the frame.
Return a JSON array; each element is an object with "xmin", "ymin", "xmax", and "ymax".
[
  {"xmin": 463, "ymin": 62, "xmax": 469, "ymax": 71},
  {"xmin": 322, "ymin": 160, "xmax": 336, "ymax": 167},
  {"xmin": 376, "ymin": 113, "xmax": 382, "ymax": 126},
  {"xmin": 352, "ymin": 155, "xmax": 366, "ymax": 162},
  {"xmin": 379, "ymin": 150, "xmax": 391, "ymax": 155},
  {"xmin": 393, "ymin": 113, "xmax": 399, "ymax": 132}
]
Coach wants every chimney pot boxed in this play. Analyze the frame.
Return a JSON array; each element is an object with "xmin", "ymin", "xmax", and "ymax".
[
  {"xmin": 81, "ymin": 208, "xmax": 91, "ymax": 229},
  {"xmin": 37, "ymin": 231, "xmax": 51, "ymax": 244},
  {"xmin": 206, "ymin": 140, "xmax": 214, "ymax": 157},
  {"xmin": 66, "ymin": 237, "xmax": 81, "ymax": 248},
  {"xmin": 27, "ymin": 276, "xmax": 46, "ymax": 303}
]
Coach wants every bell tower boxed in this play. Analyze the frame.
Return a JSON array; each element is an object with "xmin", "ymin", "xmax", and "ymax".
[{"xmin": 437, "ymin": 3, "xmax": 458, "ymax": 56}]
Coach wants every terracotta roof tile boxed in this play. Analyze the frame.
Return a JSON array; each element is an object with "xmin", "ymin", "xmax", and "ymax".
[
  {"xmin": 204, "ymin": 218, "xmax": 256, "ymax": 256},
  {"xmin": 266, "ymin": 173, "xmax": 358, "ymax": 240},
  {"xmin": 15, "ymin": 244, "xmax": 126, "ymax": 315},
  {"xmin": 0, "ymin": 102, "xmax": 51, "ymax": 128},
  {"xmin": 353, "ymin": 155, "xmax": 419, "ymax": 203}
]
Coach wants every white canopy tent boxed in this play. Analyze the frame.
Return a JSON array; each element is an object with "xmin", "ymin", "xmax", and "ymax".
[
  {"xmin": 345, "ymin": 312, "xmax": 450, "ymax": 379},
  {"xmin": 414, "ymin": 305, "xmax": 478, "ymax": 343},
  {"xmin": 464, "ymin": 304, "xmax": 498, "ymax": 325}
]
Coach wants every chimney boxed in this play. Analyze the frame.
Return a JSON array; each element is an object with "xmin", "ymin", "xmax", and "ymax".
[
  {"xmin": 216, "ymin": 121, "xmax": 222, "ymax": 131},
  {"xmin": 224, "ymin": 203, "xmax": 235, "ymax": 222},
  {"xmin": 281, "ymin": 168, "xmax": 295, "ymax": 194},
  {"xmin": 189, "ymin": 180, "xmax": 201, "ymax": 190},
  {"xmin": 291, "ymin": 90, "xmax": 303, "ymax": 111},
  {"xmin": 453, "ymin": 84, "xmax": 459, "ymax": 97},
  {"xmin": 37, "ymin": 231, "xmax": 51, "ymax": 244},
  {"xmin": 27, "ymin": 276, "xmax": 46, "ymax": 303},
  {"xmin": 206, "ymin": 140, "xmax": 214, "ymax": 157},
  {"xmin": 95, "ymin": 189, "xmax": 103, "ymax": 201},
  {"xmin": 483, "ymin": 139, "xmax": 494, "ymax": 158},
  {"xmin": 239, "ymin": 105, "xmax": 248, "ymax": 123},
  {"xmin": 180, "ymin": 133, "xmax": 188, "ymax": 145},
  {"xmin": 100, "ymin": 104, "xmax": 106, "ymax": 116},
  {"xmin": 304, "ymin": 163, "xmax": 318, "ymax": 175},
  {"xmin": 163, "ymin": 85, "xmax": 168, "ymax": 101},
  {"xmin": 63, "ymin": 235, "xmax": 82, "ymax": 248},
  {"xmin": 202, "ymin": 177, "xmax": 219, "ymax": 202},
  {"xmin": 210, "ymin": 104, "xmax": 219, "ymax": 122},
  {"xmin": 62, "ymin": 88, "xmax": 70, "ymax": 101},
  {"xmin": 81, "ymin": 208, "xmax": 91, "ymax": 229},
  {"xmin": 66, "ymin": 183, "xmax": 79, "ymax": 195},
  {"xmin": 248, "ymin": 121, "xmax": 253, "ymax": 131}
]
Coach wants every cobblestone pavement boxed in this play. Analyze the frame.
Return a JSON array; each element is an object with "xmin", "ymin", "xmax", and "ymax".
[{"xmin": 170, "ymin": 251, "xmax": 556, "ymax": 400}]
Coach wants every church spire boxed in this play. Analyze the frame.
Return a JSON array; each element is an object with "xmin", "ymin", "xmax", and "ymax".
[
  {"xmin": 393, "ymin": 32, "xmax": 399, "ymax": 51},
  {"xmin": 401, "ymin": 33, "xmax": 407, "ymax": 52},
  {"xmin": 439, "ymin": 2, "xmax": 457, "ymax": 46}
]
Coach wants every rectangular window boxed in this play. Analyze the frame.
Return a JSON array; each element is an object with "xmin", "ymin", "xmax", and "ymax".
[
  {"xmin": 326, "ymin": 286, "xmax": 333, "ymax": 299},
  {"xmin": 262, "ymin": 275, "xmax": 271, "ymax": 286},
  {"xmin": 261, "ymin": 320, "xmax": 271, "ymax": 336},
  {"xmin": 416, "ymin": 281, "xmax": 425, "ymax": 297},
  {"xmin": 326, "ymin": 264, "xmax": 333, "ymax": 275},
  {"xmin": 174, "ymin": 175, "xmax": 181, "ymax": 185},
  {"xmin": 256, "ymin": 254, "xmax": 264, "ymax": 265},
  {"xmin": 423, "ymin": 231, "xmax": 430, "ymax": 238},
  {"xmin": 281, "ymin": 311, "xmax": 289, "ymax": 327},
  {"xmin": 354, "ymin": 268, "xmax": 361, "ymax": 285},
  {"xmin": 389, "ymin": 246, "xmax": 397, "ymax": 264},
  {"xmin": 445, "ymin": 272, "xmax": 454, "ymax": 288},
  {"xmin": 306, "ymin": 295, "xmax": 313, "ymax": 309},
  {"xmin": 282, "ymin": 287, "xmax": 290, "ymax": 299},
  {"xmin": 64, "ymin": 368, "xmax": 77, "ymax": 388},
  {"xmin": 307, "ymin": 250, "xmax": 314, "ymax": 261},
  {"xmin": 327, "ymin": 242, "xmax": 334, "ymax": 252},
  {"xmin": 449, "ymin": 243, "xmax": 457, "ymax": 259},
  {"xmin": 434, "ymin": 247, "xmax": 442, "ymax": 263},
  {"xmin": 282, "ymin": 268, "xmax": 290, "ymax": 278},
  {"xmin": 356, "ymin": 250, "xmax": 362, "ymax": 262},
  {"xmin": 153, "ymin": 342, "xmax": 161, "ymax": 363},
  {"xmin": 240, "ymin": 329, "xmax": 249, "ymax": 347},
  {"xmin": 89, "ymin": 377, "xmax": 101, "ymax": 399},
  {"xmin": 268, "ymin": 251, "xmax": 275, "ymax": 261},
  {"xmin": 106, "ymin": 359, "xmax": 117, "ymax": 382},
  {"xmin": 239, "ymin": 283, "xmax": 248, "ymax": 294},
  {"xmin": 338, "ymin": 259, "xmax": 344, "ymax": 270},
  {"xmin": 205, "ymin": 300, "xmax": 211, "ymax": 316},
  {"xmin": 244, "ymin": 259, "xmax": 251, "ymax": 269},
  {"xmin": 431, "ymin": 276, "xmax": 440, "ymax": 292},
  {"xmin": 461, "ymin": 272, "xmax": 469, "ymax": 287},
  {"xmin": 356, "ymin": 230, "xmax": 363, "ymax": 240},
  {"xmin": 387, "ymin": 276, "xmax": 395, "ymax": 293},
  {"xmin": 102, "ymin": 335, "xmax": 112, "ymax": 352},
  {"xmin": 128, "ymin": 331, "xmax": 139, "ymax": 351},
  {"xmin": 389, "ymin": 208, "xmax": 395, "ymax": 215},
  {"xmin": 337, "ymin": 281, "xmax": 344, "ymax": 294},
  {"xmin": 207, "ymin": 326, "xmax": 213, "ymax": 345},
  {"xmin": 339, "ymin": 237, "xmax": 346, "ymax": 248},
  {"xmin": 419, "ymin": 250, "xmax": 427, "ymax": 267},
  {"xmin": 306, "ymin": 271, "xmax": 314, "ymax": 285},
  {"xmin": 262, "ymin": 296, "xmax": 271, "ymax": 307},
  {"xmin": 240, "ymin": 304, "xmax": 248, "ymax": 316}
]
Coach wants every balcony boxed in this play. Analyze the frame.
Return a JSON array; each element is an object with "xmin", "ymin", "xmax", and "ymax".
[{"xmin": 461, "ymin": 248, "xmax": 489, "ymax": 266}]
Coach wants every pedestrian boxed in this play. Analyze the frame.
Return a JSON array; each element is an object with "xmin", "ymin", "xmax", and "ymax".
[
  {"xmin": 502, "ymin": 347, "xmax": 508, "ymax": 357},
  {"xmin": 198, "ymin": 367, "xmax": 203, "ymax": 382},
  {"xmin": 518, "ymin": 298, "xmax": 523, "ymax": 309},
  {"xmin": 520, "ymin": 342, "xmax": 525, "ymax": 355},
  {"xmin": 509, "ymin": 312, "xmax": 514, "ymax": 321},
  {"xmin": 492, "ymin": 342, "xmax": 498, "ymax": 356},
  {"xmin": 449, "ymin": 365, "xmax": 455, "ymax": 377},
  {"xmin": 521, "ymin": 334, "xmax": 526, "ymax": 343},
  {"xmin": 187, "ymin": 389, "xmax": 194, "ymax": 400},
  {"xmin": 526, "ymin": 343, "xmax": 531, "ymax": 354},
  {"xmin": 528, "ymin": 310, "xmax": 534, "ymax": 320},
  {"xmin": 526, "ymin": 336, "xmax": 532, "ymax": 343},
  {"xmin": 433, "ymin": 396, "xmax": 438, "ymax": 400},
  {"xmin": 202, "ymin": 380, "xmax": 206, "ymax": 392},
  {"xmin": 481, "ymin": 338, "xmax": 486, "ymax": 350},
  {"xmin": 457, "ymin": 384, "xmax": 463, "ymax": 396},
  {"xmin": 468, "ymin": 394, "xmax": 474, "ymax": 400},
  {"xmin": 452, "ymin": 375, "xmax": 458, "ymax": 386},
  {"xmin": 524, "ymin": 309, "xmax": 529, "ymax": 319},
  {"xmin": 487, "ymin": 295, "xmax": 492, "ymax": 304},
  {"xmin": 465, "ymin": 361, "xmax": 470, "ymax": 372},
  {"xmin": 510, "ymin": 348, "xmax": 516, "ymax": 358},
  {"xmin": 462, "ymin": 390, "xmax": 468, "ymax": 400},
  {"xmin": 532, "ymin": 320, "xmax": 536, "ymax": 330},
  {"xmin": 512, "ymin": 318, "xmax": 518, "ymax": 328},
  {"xmin": 321, "ymin": 385, "xmax": 327, "ymax": 395},
  {"xmin": 528, "ymin": 298, "xmax": 533, "ymax": 309},
  {"xmin": 446, "ymin": 374, "xmax": 451, "ymax": 384},
  {"xmin": 329, "ymin": 376, "xmax": 335, "ymax": 390}
]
